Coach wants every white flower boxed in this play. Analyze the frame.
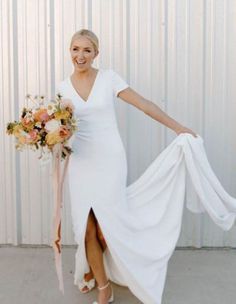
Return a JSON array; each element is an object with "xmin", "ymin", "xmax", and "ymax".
[
  {"xmin": 47, "ymin": 104, "xmax": 56, "ymax": 115},
  {"xmin": 45, "ymin": 119, "xmax": 61, "ymax": 132}
]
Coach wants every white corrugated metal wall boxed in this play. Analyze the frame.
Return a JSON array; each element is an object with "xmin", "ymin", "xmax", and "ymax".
[{"xmin": 1, "ymin": 0, "xmax": 236, "ymax": 247}]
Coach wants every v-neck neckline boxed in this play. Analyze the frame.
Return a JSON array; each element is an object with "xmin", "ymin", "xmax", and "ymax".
[{"xmin": 69, "ymin": 69, "xmax": 100, "ymax": 103}]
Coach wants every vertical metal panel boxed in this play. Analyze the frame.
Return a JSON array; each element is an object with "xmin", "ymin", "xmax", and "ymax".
[
  {"xmin": 0, "ymin": 0, "xmax": 236, "ymax": 247},
  {"xmin": 128, "ymin": 0, "xmax": 166, "ymax": 183},
  {"xmin": 167, "ymin": 0, "xmax": 207, "ymax": 247},
  {"xmin": 111, "ymin": 0, "xmax": 129, "ymax": 149},
  {"xmin": 17, "ymin": 0, "xmax": 51, "ymax": 245},
  {"xmin": 201, "ymin": 0, "xmax": 236, "ymax": 247},
  {"xmin": 0, "ymin": 0, "xmax": 18, "ymax": 245}
]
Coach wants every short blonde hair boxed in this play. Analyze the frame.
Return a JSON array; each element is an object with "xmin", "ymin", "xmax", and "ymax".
[{"xmin": 70, "ymin": 29, "xmax": 99, "ymax": 54}]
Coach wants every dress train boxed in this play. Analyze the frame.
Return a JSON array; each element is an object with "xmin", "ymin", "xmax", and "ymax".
[{"xmin": 70, "ymin": 133, "xmax": 236, "ymax": 304}]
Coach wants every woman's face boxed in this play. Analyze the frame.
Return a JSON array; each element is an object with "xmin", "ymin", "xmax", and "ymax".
[{"xmin": 70, "ymin": 36, "xmax": 98, "ymax": 72}]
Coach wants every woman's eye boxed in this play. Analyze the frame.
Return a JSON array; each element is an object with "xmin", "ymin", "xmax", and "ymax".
[{"xmin": 72, "ymin": 49, "xmax": 90, "ymax": 52}]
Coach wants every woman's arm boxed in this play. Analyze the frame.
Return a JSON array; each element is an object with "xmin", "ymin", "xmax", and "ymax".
[{"xmin": 118, "ymin": 87, "xmax": 197, "ymax": 137}]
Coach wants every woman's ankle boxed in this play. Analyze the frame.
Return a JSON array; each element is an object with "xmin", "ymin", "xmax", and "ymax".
[{"xmin": 97, "ymin": 280, "xmax": 110, "ymax": 290}]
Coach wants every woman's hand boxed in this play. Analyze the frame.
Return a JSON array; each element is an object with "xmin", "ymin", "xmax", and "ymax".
[{"xmin": 174, "ymin": 125, "xmax": 198, "ymax": 138}]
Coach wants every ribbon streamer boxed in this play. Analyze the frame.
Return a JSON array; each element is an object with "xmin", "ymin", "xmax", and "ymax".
[{"xmin": 52, "ymin": 143, "xmax": 70, "ymax": 295}]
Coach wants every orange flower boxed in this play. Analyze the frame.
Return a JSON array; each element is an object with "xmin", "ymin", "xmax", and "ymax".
[
  {"xmin": 21, "ymin": 117, "xmax": 34, "ymax": 130},
  {"xmin": 18, "ymin": 136, "xmax": 27, "ymax": 144},
  {"xmin": 59, "ymin": 126, "xmax": 71, "ymax": 140},
  {"xmin": 34, "ymin": 108, "xmax": 50, "ymax": 122}
]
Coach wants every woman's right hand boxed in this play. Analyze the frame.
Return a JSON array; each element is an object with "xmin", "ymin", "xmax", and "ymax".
[{"xmin": 174, "ymin": 125, "xmax": 198, "ymax": 138}]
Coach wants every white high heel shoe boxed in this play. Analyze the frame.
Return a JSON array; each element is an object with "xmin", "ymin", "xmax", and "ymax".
[
  {"xmin": 78, "ymin": 277, "xmax": 96, "ymax": 293},
  {"xmin": 92, "ymin": 280, "xmax": 114, "ymax": 304}
]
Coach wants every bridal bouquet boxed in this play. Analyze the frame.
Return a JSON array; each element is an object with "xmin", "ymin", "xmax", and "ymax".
[
  {"xmin": 6, "ymin": 93, "xmax": 79, "ymax": 294},
  {"xmin": 6, "ymin": 93, "xmax": 79, "ymax": 161}
]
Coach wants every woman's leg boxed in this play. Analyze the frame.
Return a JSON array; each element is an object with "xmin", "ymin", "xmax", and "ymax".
[
  {"xmin": 80, "ymin": 218, "xmax": 107, "ymax": 293},
  {"xmin": 96, "ymin": 220, "xmax": 107, "ymax": 251},
  {"xmin": 85, "ymin": 209, "xmax": 112, "ymax": 303}
]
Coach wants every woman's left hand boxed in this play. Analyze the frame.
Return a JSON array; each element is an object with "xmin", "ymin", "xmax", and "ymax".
[{"xmin": 174, "ymin": 126, "xmax": 198, "ymax": 138}]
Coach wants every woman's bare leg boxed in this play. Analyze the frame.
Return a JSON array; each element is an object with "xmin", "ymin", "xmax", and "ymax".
[
  {"xmin": 96, "ymin": 221, "xmax": 108, "ymax": 251},
  {"xmin": 85, "ymin": 209, "xmax": 112, "ymax": 303},
  {"xmin": 81, "ymin": 220, "xmax": 107, "ymax": 293}
]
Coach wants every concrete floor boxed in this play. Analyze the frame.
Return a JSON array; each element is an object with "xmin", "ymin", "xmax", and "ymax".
[{"xmin": 0, "ymin": 246, "xmax": 235, "ymax": 304}]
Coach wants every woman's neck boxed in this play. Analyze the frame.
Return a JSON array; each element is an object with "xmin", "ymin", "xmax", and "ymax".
[{"xmin": 72, "ymin": 67, "xmax": 97, "ymax": 80}]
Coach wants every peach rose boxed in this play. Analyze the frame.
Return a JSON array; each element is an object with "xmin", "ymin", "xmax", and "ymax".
[
  {"xmin": 59, "ymin": 126, "xmax": 71, "ymax": 139},
  {"xmin": 18, "ymin": 136, "xmax": 27, "ymax": 144},
  {"xmin": 28, "ymin": 129, "xmax": 39, "ymax": 143},
  {"xmin": 34, "ymin": 109, "xmax": 50, "ymax": 122},
  {"xmin": 21, "ymin": 117, "xmax": 34, "ymax": 130}
]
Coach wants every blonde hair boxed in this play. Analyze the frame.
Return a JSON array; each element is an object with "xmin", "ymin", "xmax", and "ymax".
[{"xmin": 70, "ymin": 29, "xmax": 99, "ymax": 55}]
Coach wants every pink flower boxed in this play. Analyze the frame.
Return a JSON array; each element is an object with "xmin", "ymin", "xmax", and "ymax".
[{"xmin": 29, "ymin": 129, "xmax": 38, "ymax": 141}]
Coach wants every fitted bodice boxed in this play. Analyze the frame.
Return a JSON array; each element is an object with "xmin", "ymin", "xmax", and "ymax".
[{"xmin": 57, "ymin": 69, "xmax": 126, "ymax": 136}]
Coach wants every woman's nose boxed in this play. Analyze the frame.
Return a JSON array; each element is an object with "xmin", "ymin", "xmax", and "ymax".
[
  {"xmin": 77, "ymin": 51, "xmax": 85, "ymax": 57},
  {"xmin": 76, "ymin": 55, "xmax": 85, "ymax": 60}
]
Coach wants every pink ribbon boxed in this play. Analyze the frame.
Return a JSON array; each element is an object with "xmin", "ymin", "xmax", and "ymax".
[{"xmin": 52, "ymin": 143, "xmax": 70, "ymax": 295}]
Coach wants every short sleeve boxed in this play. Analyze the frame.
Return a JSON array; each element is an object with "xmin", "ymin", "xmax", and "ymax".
[{"xmin": 111, "ymin": 69, "xmax": 129, "ymax": 97}]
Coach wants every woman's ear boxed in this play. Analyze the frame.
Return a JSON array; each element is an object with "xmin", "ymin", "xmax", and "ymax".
[{"xmin": 94, "ymin": 50, "xmax": 99, "ymax": 58}]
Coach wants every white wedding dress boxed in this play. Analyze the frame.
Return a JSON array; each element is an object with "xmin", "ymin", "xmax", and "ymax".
[{"xmin": 57, "ymin": 68, "xmax": 236, "ymax": 304}]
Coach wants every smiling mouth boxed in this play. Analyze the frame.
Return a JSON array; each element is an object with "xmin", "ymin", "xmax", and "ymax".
[{"xmin": 75, "ymin": 60, "xmax": 86, "ymax": 65}]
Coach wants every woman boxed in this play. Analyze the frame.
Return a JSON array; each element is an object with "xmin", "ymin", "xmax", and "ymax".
[{"xmin": 57, "ymin": 28, "xmax": 197, "ymax": 304}]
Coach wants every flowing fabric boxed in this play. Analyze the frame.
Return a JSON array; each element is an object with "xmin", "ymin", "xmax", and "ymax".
[
  {"xmin": 51, "ymin": 143, "xmax": 70, "ymax": 295},
  {"xmin": 57, "ymin": 68, "xmax": 236, "ymax": 304}
]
